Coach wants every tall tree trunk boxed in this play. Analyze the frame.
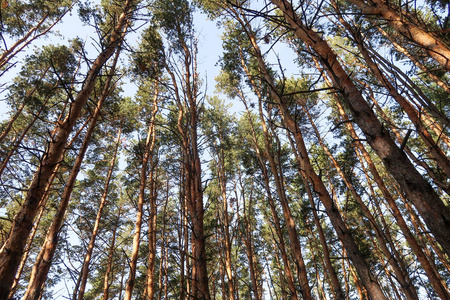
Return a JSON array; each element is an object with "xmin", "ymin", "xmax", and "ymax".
[
  {"xmin": 331, "ymin": 86, "xmax": 450, "ymax": 298},
  {"xmin": 76, "ymin": 128, "xmax": 121, "ymax": 300},
  {"xmin": 271, "ymin": 0, "xmax": 450, "ymax": 259},
  {"xmin": 144, "ymin": 159, "xmax": 159, "ymax": 300},
  {"xmin": 236, "ymin": 9, "xmax": 388, "ymax": 298},
  {"xmin": 212, "ymin": 131, "xmax": 235, "ymax": 300},
  {"xmin": 304, "ymin": 106, "xmax": 419, "ymax": 299},
  {"xmin": 124, "ymin": 82, "xmax": 159, "ymax": 300},
  {"xmin": 0, "ymin": 2, "xmax": 134, "ymax": 296},
  {"xmin": 237, "ymin": 173, "xmax": 261, "ymax": 300},
  {"xmin": 102, "ymin": 206, "xmax": 121, "ymax": 300},
  {"xmin": 287, "ymin": 133, "xmax": 345, "ymax": 300},
  {"xmin": 348, "ymin": 0, "xmax": 450, "ymax": 71},
  {"xmin": 259, "ymin": 103, "xmax": 312, "ymax": 300},
  {"xmin": 178, "ymin": 159, "xmax": 187, "ymax": 300},
  {"xmin": 334, "ymin": 2, "xmax": 450, "ymax": 180},
  {"xmin": 22, "ymin": 44, "xmax": 126, "ymax": 300},
  {"xmin": 241, "ymin": 98, "xmax": 299, "ymax": 300},
  {"xmin": 233, "ymin": 22, "xmax": 307, "ymax": 297},
  {"xmin": 7, "ymin": 116, "xmax": 88, "ymax": 299}
]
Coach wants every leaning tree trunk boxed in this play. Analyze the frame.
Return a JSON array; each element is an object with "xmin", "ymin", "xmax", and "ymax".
[
  {"xmin": 237, "ymin": 10, "xmax": 388, "ymax": 298},
  {"xmin": 260, "ymin": 104, "xmax": 312, "ymax": 300},
  {"xmin": 22, "ymin": 48, "xmax": 126, "ymax": 300},
  {"xmin": 333, "ymin": 3, "xmax": 450, "ymax": 180},
  {"xmin": 0, "ymin": 2, "xmax": 134, "ymax": 297},
  {"xmin": 270, "ymin": 0, "xmax": 450, "ymax": 259},
  {"xmin": 287, "ymin": 133, "xmax": 346, "ymax": 300},
  {"xmin": 331, "ymin": 85, "xmax": 450, "ymax": 298},
  {"xmin": 304, "ymin": 106, "xmax": 419, "ymax": 299},
  {"xmin": 241, "ymin": 97, "xmax": 300, "ymax": 300}
]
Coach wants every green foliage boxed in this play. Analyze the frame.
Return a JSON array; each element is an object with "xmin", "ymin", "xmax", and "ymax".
[
  {"xmin": 151, "ymin": 0, "xmax": 193, "ymax": 53},
  {"xmin": 0, "ymin": 0, "xmax": 72, "ymax": 37},
  {"xmin": 130, "ymin": 24, "xmax": 165, "ymax": 79}
]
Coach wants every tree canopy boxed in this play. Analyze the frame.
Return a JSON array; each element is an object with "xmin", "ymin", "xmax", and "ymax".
[{"xmin": 0, "ymin": 0, "xmax": 449, "ymax": 299}]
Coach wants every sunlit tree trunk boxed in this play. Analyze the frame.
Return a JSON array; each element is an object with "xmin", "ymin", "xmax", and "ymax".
[
  {"xmin": 237, "ymin": 8, "xmax": 388, "ymax": 298},
  {"xmin": 260, "ymin": 104, "xmax": 312, "ymax": 300},
  {"xmin": 334, "ymin": 2, "xmax": 450, "ymax": 180},
  {"xmin": 237, "ymin": 173, "xmax": 261, "ymax": 300},
  {"xmin": 347, "ymin": 0, "xmax": 450, "ymax": 71},
  {"xmin": 7, "ymin": 116, "xmax": 88, "ymax": 299},
  {"xmin": 76, "ymin": 128, "xmax": 121, "ymax": 300},
  {"xmin": 241, "ymin": 98, "xmax": 299, "ymax": 300},
  {"xmin": 124, "ymin": 82, "xmax": 159, "ymax": 300},
  {"xmin": 287, "ymin": 133, "xmax": 345, "ymax": 300},
  {"xmin": 0, "ymin": 2, "xmax": 76, "ymax": 71},
  {"xmin": 331, "ymin": 85, "xmax": 450, "ymax": 298},
  {"xmin": 304, "ymin": 106, "xmax": 419, "ymax": 299},
  {"xmin": 0, "ymin": 2, "xmax": 134, "ymax": 296},
  {"xmin": 271, "ymin": 0, "xmax": 450, "ymax": 260},
  {"xmin": 102, "ymin": 206, "xmax": 121, "ymax": 300},
  {"xmin": 22, "ymin": 46, "xmax": 126, "ymax": 300}
]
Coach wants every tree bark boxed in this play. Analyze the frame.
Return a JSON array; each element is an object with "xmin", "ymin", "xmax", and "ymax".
[
  {"xmin": 260, "ymin": 104, "xmax": 312, "ymax": 300},
  {"xmin": 287, "ymin": 133, "xmax": 346, "ymax": 300},
  {"xmin": 237, "ymin": 9, "xmax": 388, "ymax": 297},
  {"xmin": 102, "ymin": 206, "xmax": 121, "ymax": 300},
  {"xmin": 124, "ymin": 82, "xmax": 159, "ymax": 300},
  {"xmin": 348, "ymin": 0, "xmax": 450, "ymax": 71},
  {"xmin": 331, "ymin": 87, "xmax": 450, "ymax": 299},
  {"xmin": 271, "ymin": 0, "xmax": 450, "ymax": 259},
  {"xmin": 0, "ymin": 1, "xmax": 133, "ymax": 296},
  {"xmin": 237, "ymin": 173, "xmax": 261, "ymax": 300},
  {"xmin": 241, "ymin": 98, "xmax": 299, "ymax": 300},
  {"xmin": 76, "ymin": 128, "xmax": 121, "ymax": 300}
]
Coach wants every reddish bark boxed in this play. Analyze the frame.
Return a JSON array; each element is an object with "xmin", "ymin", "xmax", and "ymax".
[{"xmin": 0, "ymin": 2, "xmax": 133, "ymax": 296}]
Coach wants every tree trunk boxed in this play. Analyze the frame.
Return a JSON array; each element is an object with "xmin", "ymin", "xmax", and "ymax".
[
  {"xmin": 102, "ymin": 206, "xmax": 121, "ymax": 300},
  {"xmin": 144, "ymin": 159, "xmax": 158, "ymax": 300},
  {"xmin": 271, "ymin": 0, "xmax": 450, "ymax": 260},
  {"xmin": 237, "ymin": 173, "xmax": 261, "ymax": 300},
  {"xmin": 237, "ymin": 9, "xmax": 388, "ymax": 298},
  {"xmin": 331, "ymin": 87, "xmax": 450, "ymax": 299},
  {"xmin": 124, "ymin": 82, "xmax": 159, "ymax": 300},
  {"xmin": 304, "ymin": 106, "xmax": 419, "ymax": 299},
  {"xmin": 22, "ymin": 44, "xmax": 126, "ymax": 300},
  {"xmin": 241, "ymin": 98, "xmax": 299, "ymax": 300},
  {"xmin": 348, "ymin": 0, "xmax": 450, "ymax": 71},
  {"xmin": 0, "ymin": 1, "xmax": 133, "ymax": 296},
  {"xmin": 287, "ymin": 133, "xmax": 345, "ymax": 300},
  {"xmin": 259, "ymin": 103, "xmax": 312, "ymax": 300},
  {"xmin": 76, "ymin": 128, "xmax": 121, "ymax": 300},
  {"xmin": 334, "ymin": 3, "xmax": 450, "ymax": 180}
]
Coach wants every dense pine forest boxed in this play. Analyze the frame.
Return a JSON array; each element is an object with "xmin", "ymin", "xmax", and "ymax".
[{"xmin": 0, "ymin": 0, "xmax": 450, "ymax": 299}]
